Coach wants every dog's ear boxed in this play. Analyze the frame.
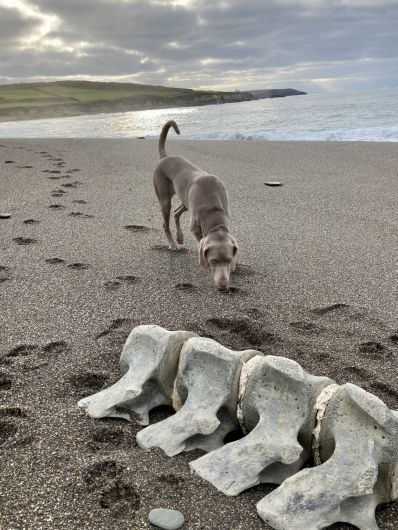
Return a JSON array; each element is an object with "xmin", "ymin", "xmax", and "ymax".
[
  {"xmin": 199, "ymin": 238, "xmax": 210, "ymax": 269},
  {"xmin": 231, "ymin": 236, "xmax": 238, "ymax": 272}
]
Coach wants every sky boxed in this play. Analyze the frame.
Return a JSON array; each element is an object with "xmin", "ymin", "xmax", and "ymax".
[{"xmin": 0, "ymin": 0, "xmax": 397, "ymax": 92}]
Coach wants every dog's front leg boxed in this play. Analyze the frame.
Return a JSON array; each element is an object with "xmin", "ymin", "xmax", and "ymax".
[{"xmin": 190, "ymin": 218, "xmax": 203, "ymax": 242}]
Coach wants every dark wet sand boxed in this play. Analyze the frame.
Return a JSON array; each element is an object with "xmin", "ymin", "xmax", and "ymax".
[{"xmin": 0, "ymin": 139, "xmax": 397, "ymax": 529}]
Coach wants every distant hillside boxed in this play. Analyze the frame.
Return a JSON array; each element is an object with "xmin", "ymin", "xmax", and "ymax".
[
  {"xmin": 248, "ymin": 88, "xmax": 306, "ymax": 98},
  {"xmin": 0, "ymin": 80, "xmax": 256, "ymax": 122}
]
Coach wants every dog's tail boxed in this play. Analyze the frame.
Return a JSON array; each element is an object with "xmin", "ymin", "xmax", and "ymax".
[{"xmin": 159, "ymin": 120, "xmax": 180, "ymax": 159}]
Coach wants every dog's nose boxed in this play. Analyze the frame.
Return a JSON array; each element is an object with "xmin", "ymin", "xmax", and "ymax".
[{"xmin": 217, "ymin": 276, "xmax": 229, "ymax": 288}]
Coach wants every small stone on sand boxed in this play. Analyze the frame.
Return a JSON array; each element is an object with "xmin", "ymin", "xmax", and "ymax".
[
  {"xmin": 148, "ymin": 508, "xmax": 184, "ymax": 529},
  {"xmin": 264, "ymin": 181, "xmax": 283, "ymax": 186},
  {"xmin": 0, "ymin": 213, "xmax": 11, "ymax": 219}
]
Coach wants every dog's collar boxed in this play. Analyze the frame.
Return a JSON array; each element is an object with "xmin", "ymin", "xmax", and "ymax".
[{"xmin": 206, "ymin": 224, "xmax": 229, "ymax": 235}]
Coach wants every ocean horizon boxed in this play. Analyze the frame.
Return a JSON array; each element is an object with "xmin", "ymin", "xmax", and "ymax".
[{"xmin": 0, "ymin": 87, "xmax": 397, "ymax": 141}]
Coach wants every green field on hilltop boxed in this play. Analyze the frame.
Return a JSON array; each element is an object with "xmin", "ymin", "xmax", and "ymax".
[
  {"xmin": 0, "ymin": 81, "xmax": 217, "ymax": 111},
  {"xmin": 0, "ymin": 82, "xmax": 305, "ymax": 121}
]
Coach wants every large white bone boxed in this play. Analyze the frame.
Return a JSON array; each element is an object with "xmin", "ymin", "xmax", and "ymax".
[
  {"xmin": 190, "ymin": 355, "xmax": 333, "ymax": 495},
  {"xmin": 78, "ymin": 325, "xmax": 196, "ymax": 424},
  {"xmin": 257, "ymin": 383, "xmax": 398, "ymax": 530},
  {"xmin": 136, "ymin": 337, "xmax": 261, "ymax": 456},
  {"xmin": 77, "ymin": 325, "xmax": 398, "ymax": 529}
]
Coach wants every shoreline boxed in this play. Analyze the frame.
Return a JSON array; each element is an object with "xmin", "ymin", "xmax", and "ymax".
[
  {"xmin": 1, "ymin": 139, "xmax": 397, "ymax": 529},
  {"xmin": 0, "ymin": 98, "xmax": 255, "ymax": 124}
]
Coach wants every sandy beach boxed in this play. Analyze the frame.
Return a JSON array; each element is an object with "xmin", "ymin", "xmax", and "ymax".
[{"xmin": 0, "ymin": 138, "xmax": 397, "ymax": 530}]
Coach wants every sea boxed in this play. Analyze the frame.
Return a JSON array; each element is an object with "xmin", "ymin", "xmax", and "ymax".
[{"xmin": 0, "ymin": 87, "xmax": 397, "ymax": 141}]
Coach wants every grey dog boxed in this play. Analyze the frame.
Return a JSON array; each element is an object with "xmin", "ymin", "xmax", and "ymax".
[{"xmin": 153, "ymin": 120, "xmax": 238, "ymax": 288}]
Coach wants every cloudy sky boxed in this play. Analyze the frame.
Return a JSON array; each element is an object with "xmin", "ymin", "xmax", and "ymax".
[{"xmin": 0, "ymin": 0, "xmax": 397, "ymax": 92}]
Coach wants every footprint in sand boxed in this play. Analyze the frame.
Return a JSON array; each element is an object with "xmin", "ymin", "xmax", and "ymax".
[
  {"xmin": 389, "ymin": 332, "xmax": 398, "ymax": 343},
  {"xmin": 96, "ymin": 318, "xmax": 132, "ymax": 339},
  {"xmin": 344, "ymin": 365, "xmax": 370, "ymax": 381},
  {"xmin": 234, "ymin": 264, "xmax": 255, "ymax": 277},
  {"xmin": 42, "ymin": 341, "xmax": 68, "ymax": 354},
  {"xmin": 207, "ymin": 316, "xmax": 276, "ymax": 347},
  {"xmin": 186, "ymin": 322, "xmax": 221, "ymax": 339},
  {"xmin": 157, "ymin": 474, "xmax": 186, "ymax": 487},
  {"xmin": 48, "ymin": 204, "xmax": 65, "ymax": 209},
  {"xmin": 175, "ymin": 282, "xmax": 195, "ymax": 291},
  {"xmin": 104, "ymin": 276, "xmax": 138, "ymax": 290},
  {"xmin": 358, "ymin": 341, "xmax": 389, "ymax": 358},
  {"xmin": 69, "ymin": 372, "xmax": 109, "ymax": 394},
  {"xmin": 150, "ymin": 244, "xmax": 188, "ymax": 252},
  {"xmin": 72, "ymin": 199, "xmax": 88, "ymax": 204},
  {"xmin": 0, "ymin": 420, "xmax": 19, "ymax": 446},
  {"xmin": 13, "ymin": 237, "xmax": 37, "ymax": 245},
  {"xmin": 124, "ymin": 224, "xmax": 152, "ymax": 232},
  {"xmin": 89, "ymin": 428, "xmax": 127, "ymax": 451},
  {"xmin": 47, "ymin": 176, "xmax": 63, "ymax": 180},
  {"xmin": 67, "ymin": 263, "xmax": 90, "ymax": 270},
  {"xmin": 0, "ymin": 266, "xmax": 11, "ymax": 284},
  {"xmin": 51, "ymin": 193, "xmax": 64, "ymax": 198},
  {"xmin": 83, "ymin": 460, "xmax": 123, "ymax": 491},
  {"xmin": 104, "ymin": 280, "xmax": 122, "ymax": 291},
  {"xmin": 45, "ymin": 258, "xmax": 65, "ymax": 265},
  {"xmin": 0, "ymin": 373, "xmax": 12, "ymax": 391},
  {"xmin": 4, "ymin": 160, "xmax": 15, "ymax": 164},
  {"xmin": 43, "ymin": 170, "xmax": 61, "ymax": 174},
  {"xmin": 23, "ymin": 219, "xmax": 40, "ymax": 225},
  {"xmin": 369, "ymin": 381, "xmax": 398, "ymax": 402},
  {"xmin": 69, "ymin": 212, "xmax": 94, "ymax": 218},
  {"xmin": 0, "ymin": 407, "xmax": 27, "ymax": 418},
  {"xmin": 290, "ymin": 321, "xmax": 322, "ymax": 334},
  {"xmin": 246, "ymin": 307, "xmax": 262, "ymax": 316},
  {"xmin": 116, "ymin": 275, "xmax": 138, "ymax": 284},
  {"xmin": 67, "ymin": 168, "xmax": 80, "ymax": 172},
  {"xmin": 7, "ymin": 344, "xmax": 40, "ymax": 357},
  {"xmin": 99, "ymin": 481, "xmax": 140, "ymax": 512},
  {"xmin": 0, "ymin": 407, "xmax": 32, "ymax": 447},
  {"xmin": 218, "ymin": 286, "xmax": 244, "ymax": 295},
  {"xmin": 61, "ymin": 183, "xmax": 78, "ymax": 189},
  {"xmin": 311, "ymin": 303, "xmax": 349, "ymax": 315}
]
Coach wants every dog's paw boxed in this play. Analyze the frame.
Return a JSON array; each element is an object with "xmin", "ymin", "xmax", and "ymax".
[{"xmin": 176, "ymin": 233, "xmax": 184, "ymax": 245}]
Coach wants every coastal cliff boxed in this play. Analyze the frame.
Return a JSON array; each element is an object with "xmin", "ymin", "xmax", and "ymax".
[
  {"xmin": 0, "ymin": 81, "xmax": 255, "ymax": 122},
  {"xmin": 248, "ymin": 88, "xmax": 307, "ymax": 98},
  {"xmin": 0, "ymin": 81, "xmax": 306, "ymax": 122}
]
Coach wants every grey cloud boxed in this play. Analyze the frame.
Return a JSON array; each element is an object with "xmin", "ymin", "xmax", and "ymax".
[
  {"xmin": 1, "ymin": 0, "xmax": 397, "ymax": 91},
  {"xmin": 0, "ymin": 5, "xmax": 42, "ymax": 49}
]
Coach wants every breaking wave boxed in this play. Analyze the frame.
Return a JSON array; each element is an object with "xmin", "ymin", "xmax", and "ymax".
[{"xmin": 180, "ymin": 126, "xmax": 398, "ymax": 142}]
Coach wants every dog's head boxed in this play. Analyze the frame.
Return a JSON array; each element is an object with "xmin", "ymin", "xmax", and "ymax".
[{"xmin": 199, "ymin": 231, "xmax": 238, "ymax": 289}]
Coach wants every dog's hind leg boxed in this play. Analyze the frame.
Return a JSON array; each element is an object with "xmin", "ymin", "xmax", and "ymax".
[
  {"xmin": 154, "ymin": 170, "xmax": 177, "ymax": 250},
  {"xmin": 162, "ymin": 200, "xmax": 178, "ymax": 250},
  {"xmin": 174, "ymin": 203, "xmax": 188, "ymax": 245}
]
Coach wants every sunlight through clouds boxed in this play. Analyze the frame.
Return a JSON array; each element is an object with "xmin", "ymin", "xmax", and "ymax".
[
  {"xmin": 0, "ymin": 0, "xmax": 58, "ymax": 40},
  {"xmin": 0, "ymin": 0, "xmax": 397, "ymax": 91}
]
